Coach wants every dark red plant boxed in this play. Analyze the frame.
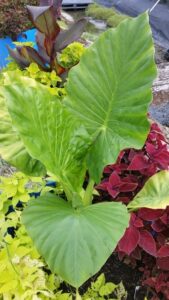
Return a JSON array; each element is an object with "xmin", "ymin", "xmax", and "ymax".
[
  {"xmin": 97, "ymin": 122, "xmax": 169, "ymax": 299},
  {"xmin": 8, "ymin": 3, "xmax": 87, "ymax": 74}
]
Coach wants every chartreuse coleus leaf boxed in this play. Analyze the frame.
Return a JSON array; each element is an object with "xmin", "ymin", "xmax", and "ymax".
[
  {"xmin": 128, "ymin": 171, "xmax": 169, "ymax": 210},
  {"xmin": 0, "ymin": 94, "xmax": 46, "ymax": 176},
  {"xmin": 2, "ymin": 77, "xmax": 90, "ymax": 198},
  {"xmin": 64, "ymin": 12, "xmax": 157, "ymax": 182},
  {"xmin": 22, "ymin": 194, "xmax": 129, "ymax": 288}
]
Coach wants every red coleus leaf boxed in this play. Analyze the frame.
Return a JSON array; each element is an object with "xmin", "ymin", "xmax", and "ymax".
[
  {"xmin": 160, "ymin": 213, "xmax": 169, "ymax": 225},
  {"xmin": 138, "ymin": 208, "xmax": 164, "ymax": 221},
  {"xmin": 139, "ymin": 163, "xmax": 157, "ymax": 176},
  {"xmin": 146, "ymin": 142, "xmax": 157, "ymax": 156},
  {"xmin": 104, "ymin": 166, "xmax": 113, "ymax": 174},
  {"xmin": 112, "ymin": 163, "xmax": 128, "ymax": 172},
  {"xmin": 122, "ymin": 174, "xmax": 138, "ymax": 182},
  {"xmin": 131, "ymin": 246, "xmax": 142, "ymax": 260},
  {"xmin": 149, "ymin": 122, "xmax": 166, "ymax": 142},
  {"xmin": 129, "ymin": 213, "xmax": 143, "ymax": 227},
  {"xmin": 146, "ymin": 142, "xmax": 169, "ymax": 169},
  {"xmin": 143, "ymin": 277, "xmax": 156, "ymax": 288},
  {"xmin": 119, "ymin": 182, "xmax": 138, "ymax": 192},
  {"xmin": 138, "ymin": 230, "xmax": 157, "ymax": 256},
  {"xmin": 157, "ymin": 257, "xmax": 169, "ymax": 271},
  {"xmin": 128, "ymin": 149, "xmax": 139, "ymax": 161},
  {"xmin": 96, "ymin": 179, "xmax": 109, "ymax": 191},
  {"xmin": 128, "ymin": 153, "xmax": 149, "ymax": 170},
  {"xmin": 118, "ymin": 226, "xmax": 140, "ymax": 255},
  {"xmin": 118, "ymin": 251, "xmax": 126, "ymax": 261},
  {"xmin": 118, "ymin": 150, "xmax": 125, "ymax": 160},
  {"xmin": 116, "ymin": 196, "xmax": 131, "ymax": 203},
  {"xmin": 109, "ymin": 171, "xmax": 121, "ymax": 186},
  {"xmin": 133, "ymin": 218, "xmax": 143, "ymax": 228},
  {"xmin": 107, "ymin": 186, "xmax": 119, "ymax": 198},
  {"xmin": 109, "ymin": 171, "xmax": 138, "ymax": 192},
  {"xmin": 157, "ymin": 233, "xmax": 166, "ymax": 246},
  {"xmin": 155, "ymin": 153, "xmax": 169, "ymax": 169},
  {"xmin": 157, "ymin": 245, "xmax": 169, "ymax": 258},
  {"xmin": 151, "ymin": 220, "xmax": 166, "ymax": 232}
]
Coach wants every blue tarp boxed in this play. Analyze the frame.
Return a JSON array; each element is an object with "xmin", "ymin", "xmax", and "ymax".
[{"xmin": 0, "ymin": 29, "xmax": 36, "ymax": 69}]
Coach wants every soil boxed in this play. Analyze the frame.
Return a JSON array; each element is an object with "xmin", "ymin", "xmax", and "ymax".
[
  {"xmin": 60, "ymin": 254, "xmax": 143, "ymax": 299},
  {"xmin": 60, "ymin": 253, "xmax": 159, "ymax": 300}
]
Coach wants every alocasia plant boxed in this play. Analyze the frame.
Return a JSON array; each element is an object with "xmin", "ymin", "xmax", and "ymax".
[
  {"xmin": 0, "ymin": 13, "xmax": 157, "ymax": 290},
  {"xmin": 8, "ymin": 3, "xmax": 87, "ymax": 74}
]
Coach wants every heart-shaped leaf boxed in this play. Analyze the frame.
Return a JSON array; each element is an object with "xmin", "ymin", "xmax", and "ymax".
[
  {"xmin": 128, "ymin": 171, "xmax": 169, "ymax": 210},
  {"xmin": 22, "ymin": 194, "xmax": 129, "ymax": 287},
  {"xmin": 64, "ymin": 13, "xmax": 157, "ymax": 182}
]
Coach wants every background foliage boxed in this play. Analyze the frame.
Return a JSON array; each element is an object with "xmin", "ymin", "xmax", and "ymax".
[
  {"xmin": 0, "ymin": 0, "xmax": 38, "ymax": 39},
  {"xmin": 85, "ymin": 4, "xmax": 129, "ymax": 28}
]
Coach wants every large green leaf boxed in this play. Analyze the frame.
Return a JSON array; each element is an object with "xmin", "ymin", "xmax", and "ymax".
[
  {"xmin": 0, "ymin": 94, "xmax": 46, "ymax": 176},
  {"xmin": 128, "ymin": 171, "xmax": 169, "ymax": 210},
  {"xmin": 22, "ymin": 194, "xmax": 129, "ymax": 287},
  {"xmin": 64, "ymin": 13, "xmax": 157, "ymax": 182},
  {"xmin": 2, "ymin": 78, "xmax": 90, "ymax": 194}
]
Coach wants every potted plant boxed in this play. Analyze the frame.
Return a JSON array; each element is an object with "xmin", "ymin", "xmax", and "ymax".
[{"xmin": 1, "ymin": 12, "xmax": 169, "ymax": 299}]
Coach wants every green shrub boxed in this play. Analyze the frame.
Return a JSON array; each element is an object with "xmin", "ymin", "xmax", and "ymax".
[
  {"xmin": 86, "ymin": 3, "xmax": 117, "ymax": 20},
  {"xmin": 0, "ymin": 0, "xmax": 38, "ymax": 39},
  {"xmin": 107, "ymin": 14, "xmax": 129, "ymax": 28},
  {"xmin": 85, "ymin": 3, "xmax": 129, "ymax": 28}
]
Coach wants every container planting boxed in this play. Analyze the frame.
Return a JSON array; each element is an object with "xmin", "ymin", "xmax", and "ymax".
[{"xmin": 0, "ymin": 12, "xmax": 161, "ymax": 296}]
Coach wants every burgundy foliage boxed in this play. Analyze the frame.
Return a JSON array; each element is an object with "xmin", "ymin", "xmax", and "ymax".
[
  {"xmin": 97, "ymin": 123, "xmax": 169, "ymax": 299},
  {"xmin": 8, "ymin": 3, "xmax": 87, "ymax": 74}
]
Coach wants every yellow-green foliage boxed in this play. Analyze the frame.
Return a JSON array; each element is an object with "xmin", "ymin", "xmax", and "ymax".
[
  {"xmin": 13, "ymin": 41, "xmax": 35, "ymax": 48},
  {"xmin": 25, "ymin": 63, "xmax": 64, "ymax": 97},
  {"xmin": 59, "ymin": 42, "xmax": 86, "ymax": 69},
  {"xmin": 86, "ymin": 4, "xmax": 129, "ymax": 27},
  {"xmin": 0, "ymin": 172, "xmax": 127, "ymax": 299},
  {"xmin": 0, "ymin": 61, "xmax": 65, "ymax": 98},
  {"xmin": 0, "ymin": 41, "xmax": 86, "ymax": 98},
  {"xmin": 82, "ymin": 274, "xmax": 127, "ymax": 300},
  {"xmin": 0, "ymin": 173, "xmax": 66, "ymax": 299}
]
